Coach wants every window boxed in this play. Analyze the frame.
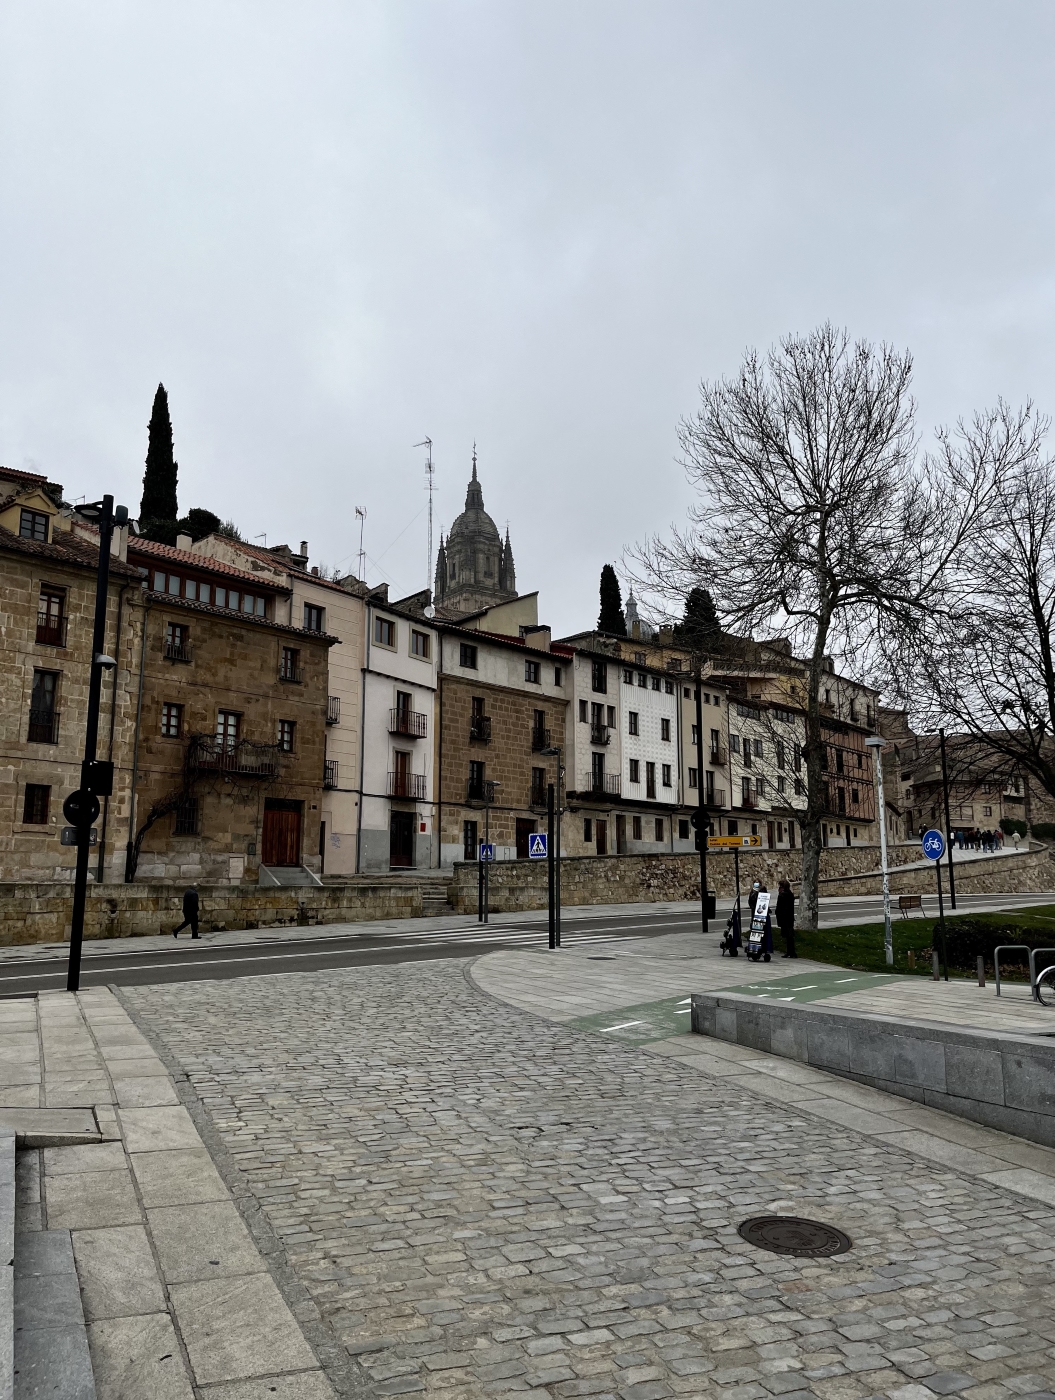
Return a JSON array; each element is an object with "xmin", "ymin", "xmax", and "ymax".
[
  {"xmin": 730, "ymin": 735, "xmax": 741, "ymax": 753},
  {"xmin": 655, "ymin": 818, "xmax": 664, "ymax": 841},
  {"xmin": 661, "ymin": 718, "xmax": 671, "ymax": 742},
  {"xmin": 756, "ymin": 777, "xmax": 766, "ymax": 798},
  {"xmin": 742, "ymin": 738, "xmax": 752, "ymax": 768},
  {"xmin": 983, "ymin": 804, "xmax": 992, "ymax": 817},
  {"xmin": 463, "ymin": 820, "xmax": 478, "ymax": 861},
  {"xmin": 651, "ymin": 676, "xmax": 660, "ymax": 691},
  {"xmin": 583, "ymin": 818, "xmax": 593, "ymax": 842},
  {"xmin": 793, "ymin": 744, "xmax": 802, "ymax": 772},
  {"xmin": 592, "ymin": 659, "xmax": 608, "ymax": 693},
  {"xmin": 20, "ymin": 509, "xmax": 49, "ymax": 541},
  {"xmin": 662, "ymin": 764, "xmax": 672, "ymax": 787},
  {"xmin": 664, "ymin": 680, "xmax": 674, "ymax": 694},
  {"xmin": 161, "ymin": 702, "xmax": 183, "ymax": 739},
  {"xmin": 688, "ymin": 767, "xmax": 698, "ymax": 788},
  {"xmin": 684, "ymin": 687, "xmax": 690, "ymax": 698},
  {"xmin": 607, "ymin": 706, "xmax": 615, "ymax": 727},
  {"xmin": 554, "ymin": 665, "xmax": 563, "ymax": 686},
  {"xmin": 628, "ymin": 711, "xmax": 640, "ymax": 736},
  {"xmin": 305, "ymin": 603, "xmax": 325, "ymax": 633},
  {"xmin": 825, "ymin": 688, "xmax": 832, "ymax": 705},
  {"xmin": 773, "ymin": 707, "xmax": 794, "ymax": 723},
  {"xmin": 174, "ymin": 798, "xmax": 199, "ymax": 836},
  {"xmin": 280, "ymin": 646, "xmax": 301, "ymax": 681},
  {"xmin": 629, "ymin": 759, "xmax": 640, "ymax": 784},
  {"xmin": 851, "ymin": 787, "xmax": 859, "ymax": 805},
  {"xmin": 632, "ymin": 815, "xmax": 642, "ymax": 841},
  {"xmin": 216, "ymin": 710, "xmax": 240, "ymax": 751},
  {"xmin": 468, "ymin": 760, "xmax": 485, "ymax": 800},
  {"xmin": 777, "ymin": 776, "xmax": 786, "ymax": 795},
  {"xmin": 623, "ymin": 667, "xmax": 634, "ymax": 684},
  {"xmin": 742, "ymin": 776, "xmax": 752, "ymax": 805},
  {"xmin": 679, "ymin": 819, "xmax": 690, "ymax": 840},
  {"xmin": 278, "ymin": 720, "xmax": 296, "ymax": 752},
  {"xmin": 28, "ymin": 670, "xmax": 59, "ymax": 743},
  {"xmin": 776, "ymin": 740, "xmax": 785, "ymax": 770},
  {"xmin": 531, "ymin": 767, "xmax": 546, "ymax": 806},
  {"xmin": 728, "ymin": 820, "xmax": 739, "ymax": 836},
  {"xmin": 737, "ymin": 703, "xmax": 761, "ymax": 719},
  {"xmin": 794, "ymin": 778, "xmax": 805, "ymax": 796},
  {"xmin": 691, "ymin": 724, "xmax": 698, "ymax": 745},
  {"xmin": 22, "ymin": 784, "xmax": 49, "ymax": 823},
  {"xmin": 637, "ymin": 672, "xmax": 646, "ymax": 688},
  {"xmin": 525, "ymin": 659, "xmax": 540, "ymax": 684},
  {"xmin": 374, "ymin": 616, "xmax": 395, "ymax": 647},
  {"xmin": 168, "ymin": 574, "xmax": 180, "ymax": 596},
  {"xmin": 646, "ymin": 761, "xmax": 656, "ymax": 799},
  {"xmin": 578, "ymin": 699, "xmax": 588, "ymax": 723},
  {"xmin": 754, "ymin": 739, "xmax": 763, "ymax": 757},
  {"xmin": 460, "ymin": 642, "xmax": 478, "ymax": 669},
  {"xmin": 411, "ymin": 629, "xmax": 430, "ymax": 659},
  {"xmin": 634, "ymin": 651, "xmax": 646, "ymax": 664},
  {"xmin": 214, "ymin": 587, "xmax": 226, "ymax": 607},
  {"xmin": 37, "ymin": 589, "xmax": 65, "ymax": 645},
  {"xmin": 165, "ymin": 622, "xmax": 189, "ymax": 660},
  {"xmin": 703, "ymin": 693, "xmax": 711, "ymax": 705},
  {"xmin": 185, "ymin": 579, "xmax": 197, "ymax": 601}
]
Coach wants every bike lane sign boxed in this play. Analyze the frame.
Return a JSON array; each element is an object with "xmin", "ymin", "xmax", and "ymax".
[{"xmin": 921, "ymin": 828, "xmax": 946, "ymax": 862}]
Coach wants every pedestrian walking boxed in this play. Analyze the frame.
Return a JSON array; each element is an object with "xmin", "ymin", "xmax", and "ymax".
[
  {"xmin": 173, "ymin": 886, "xmax": 200, "ymax": 939},
  {"xmin": 776, "ymin": 879, "xmax": 796, "ymax": 958}
]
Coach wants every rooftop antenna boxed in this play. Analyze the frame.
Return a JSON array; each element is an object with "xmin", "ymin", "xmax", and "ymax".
[
  {"xmin": 254, "ymin": 532, "xmax": 267, "ymax": 546},
  {"xmin": 414, "ymin": 437, "xmax": 434, "ymax": 602},
  {"xmin": 355, "ymin": 506, "xmax": 367, "ymax": 582}
]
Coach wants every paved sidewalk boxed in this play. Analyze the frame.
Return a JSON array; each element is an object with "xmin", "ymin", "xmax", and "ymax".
[{"xmin": 5, "ymin": 990, "xmax": 335, "ymax": 1398}]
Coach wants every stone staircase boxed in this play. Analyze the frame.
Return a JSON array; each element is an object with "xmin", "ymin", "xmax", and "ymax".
[
  {"xmin": 419, "ymin": 878, "xmax": 453, "ymax": 917},
  {"xmin": 258, "ymin": 864, "xmax": 323, "ymax": 888}
]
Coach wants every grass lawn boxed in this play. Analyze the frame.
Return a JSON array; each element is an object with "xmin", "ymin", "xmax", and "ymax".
[{"xmin": 793, "ymin": 903, "xmax": 1055, "ymax": 978}]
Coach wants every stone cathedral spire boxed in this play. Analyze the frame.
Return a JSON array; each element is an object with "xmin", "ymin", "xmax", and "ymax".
[{"xmin": 434, "ymin": 450, "xmax": 518, "ymax": 618}]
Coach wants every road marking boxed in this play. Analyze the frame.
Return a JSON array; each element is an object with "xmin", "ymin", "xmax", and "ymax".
[{"xmin": 601, "ymin": 1020, "xmax": 643, "ymax": 1032}]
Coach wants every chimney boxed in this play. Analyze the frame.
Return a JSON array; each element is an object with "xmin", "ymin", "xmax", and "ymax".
[
  {"xmin": 300, "ymin": 541, "xmax": 308, "ymax": 558},
  {"xmin": 176, "ymin": 532, "xmax": 192, "ymax": 552}
]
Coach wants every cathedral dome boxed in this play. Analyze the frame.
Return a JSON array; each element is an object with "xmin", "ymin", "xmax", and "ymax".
[
  {"xmin": 446, "ymin": 457, "xmax": 502, "ymax": 554},
  {"xmin": 434, "ymin": 450, "xmax": 517, "ymax": 617}
]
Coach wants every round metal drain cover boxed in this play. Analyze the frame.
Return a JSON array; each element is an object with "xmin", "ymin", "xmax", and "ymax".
[{"xmin": 738, "ymin": 1216, "xmax": 851, "ymax": 1258}]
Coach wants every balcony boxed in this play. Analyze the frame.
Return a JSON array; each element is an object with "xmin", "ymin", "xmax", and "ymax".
[
  {"xmin": 704, "ymin": 787, "xmax": 728, "ymax": 809},
  {"xmin": 27, "ymin": 709, "xmax": 60, "ymax": 744},
  {"xmin": 709, "ymin": 742, "xmax": 726, "ymax": 766},
  {"xmin": 469, "ymin": 716, "xmax": 492, "ymax": 744},
  {"xmin": 279, "ymin": 664, "xmax": 303, "ymax": 683},
  {"xmin": 530, "ymin": 781, "xmax": 547, "ymax": 808},
  {"xmin": 583, "ymin": 773, "xmax": 621, "ymax": 797},
  {"xmin": 188, "ymin": 734, "xmax": 278, "ymax": 779},
  {"xmin": 389, "ymin": 708, "xmax": 427, "ymax": 738},
  {"xmin": 466, "ymin": 778, "xmax": 497, "ymax": 804},
  {"xmin": 531, "ymin": 726, "xmax": 551, "ymax": 752},
  {"xmin": 590, "ymin": 723, "xmax": 611, "ymax": 746},
  {"xmin": 164, "ymin": 641, "xmax": 193, "ymax": 664},
  {"xmin": 324, "ymin": 760, "xmax": 339, "ymax": 789},
  {"xmin": 36, "ymin": 614, "xmax": 67, "ymax": 647},
  {"xmin": 390, "ymin": 770, "xmax": 428, "ymax": 800},
  {"xmin": 738, "ymin": 793, "xmax": 757, "ymax": 810},
  {"xmin": 327, "ymin": 696, "xmax": 340, "ymax": 725}
]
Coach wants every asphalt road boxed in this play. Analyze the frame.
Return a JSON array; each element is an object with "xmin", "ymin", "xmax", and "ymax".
[{"xmin": 1, "ymin": 889, "xmax": 1049, "ymax": 995}]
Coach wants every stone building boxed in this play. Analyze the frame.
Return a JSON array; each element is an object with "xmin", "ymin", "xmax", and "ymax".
[
  {"xmin": 121, "ymin": 536, "xmax": 335, "ymax": 884},
  {"xmin": 433, "ymin": 453, "xmax": 517, "ymax": 619}
]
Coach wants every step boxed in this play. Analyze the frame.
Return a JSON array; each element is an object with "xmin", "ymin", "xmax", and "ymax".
[{"xmin": 14, "ymin": 1231, "xmax": 95, "ymax": 1399}]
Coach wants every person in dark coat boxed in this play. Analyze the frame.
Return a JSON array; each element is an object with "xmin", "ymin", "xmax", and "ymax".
[
  {"xmin": 776, "ymin": 879, "xmax": 796, "ymax": 958},
  {"xmin": 173, "ymin": 887, "xmax": 200, "ymax": 939}
]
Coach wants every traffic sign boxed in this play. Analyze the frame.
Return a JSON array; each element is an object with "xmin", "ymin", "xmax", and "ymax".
[
  {"xmin": 528, "ymin": 832, "xmax": 548, "ymax": 859},
  {"xmin": 708, "ymin": 835, "xmax": 761, "ymax": 849},
  {"xmin": 63, "ymin": 789, "xmax": 100, "ymax": 827},
  {"xmin": 479, "ymin": 843, "xmax": 495, "ymax": 862},
  {"xmin": 921, "ymin": 828, "xmax": 946, "ymax": 861},
  {"xmin": 690, "ymin": 811, "xmax": 700, "ymax": 829}
]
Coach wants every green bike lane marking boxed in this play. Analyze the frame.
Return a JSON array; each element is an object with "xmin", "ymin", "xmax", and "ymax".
[{"xmin": 568, "ymin": 970, "xmax": 909, "ymax": 1044}]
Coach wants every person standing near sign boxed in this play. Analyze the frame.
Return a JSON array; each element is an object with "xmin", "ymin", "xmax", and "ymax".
[{"xmin": 776, "ymin": 880, "xmax": 796, "ymax": 958}]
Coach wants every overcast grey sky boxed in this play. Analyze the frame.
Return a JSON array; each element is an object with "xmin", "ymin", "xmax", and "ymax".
[{"xmin": 3, "ymin": 3, "xmax": 1055, "ymax": 634}]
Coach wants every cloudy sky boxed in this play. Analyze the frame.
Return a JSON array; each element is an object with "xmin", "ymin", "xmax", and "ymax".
[{"xmin": 3, "ymin": 3, "xmax": 1055, "ymax": 635}]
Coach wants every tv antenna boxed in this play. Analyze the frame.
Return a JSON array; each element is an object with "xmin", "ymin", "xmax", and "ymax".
[
  {"xmin": 414, "ymin": 437, "xmax": 434, "ymax": 598},
  {"xmin": 355, "ymin": 506, "xmax": 367, "ymax": 582}
]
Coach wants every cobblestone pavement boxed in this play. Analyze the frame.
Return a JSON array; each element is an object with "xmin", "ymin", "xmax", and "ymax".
[{"xmin": 124, "ymin": 959, "xmax": 1055, "ymax": 1400}]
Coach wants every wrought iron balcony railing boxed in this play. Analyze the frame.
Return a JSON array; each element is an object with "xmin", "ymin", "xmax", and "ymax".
[
  {"xmin": 704, "ymin": 786, "xmax": 727, "ymax": 808},
  {"xmin": 469, "ymin": 716, "xmax": 491, "ymax": 744},
  {"xmin": 466, "ymin": 778, "xmax": 497, "ymax": 804},
  {"xmin": 188, "ymin": 734, "xmax": 279, "ymax": 779},
  {"xmin": 389, "ymin": 708, "xmax": 427, "ymax": 738},
  {"xmin": 164, "ymin": 641, "xmax": 193, "ymax": 663},
  {"xmin": 278, "ymin": 663, "xmax": 303, "ymax": 683},
  {"xmin": 531, "ymin": 726, "xmax": 551, "ymax": 752},
  {"xmin": 35, "ymin": 614, "xmax": 68, "ymax": 647},
  {"xmin": 27, "ymin": 709, "xmax": 60, "ymax": 744},
  {"xmin": 583, "ymin": 772, "xmax": 621, "ymax": 796},
  {"xmin": 709, "ymin": 742, "xmax": 726, "ymax": 766},
  {"xmin": 324, "ymin": 760, "xmax": 339, "ymax": 788},
  {"xmin": 390, "ymin": 770, "xmax": 427, "ymax": 799},
  {"xmin": 327, "ymin": 696, "xmax": 340, "ymax": 724},
  {"xmin": 590, "ymin": 723, "xmax": 611, "ymax": 746}
]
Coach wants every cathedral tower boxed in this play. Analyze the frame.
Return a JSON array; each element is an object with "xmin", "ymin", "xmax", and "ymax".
[{"xmin": 433, "ymin": 450, "xmax": 519, "ymax": 618}]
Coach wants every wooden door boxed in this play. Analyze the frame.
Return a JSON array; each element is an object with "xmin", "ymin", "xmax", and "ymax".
[
  {"xmin": 390, "ymin": 811, "xmax": 414, "ymax": 867},
  {"xmin": 615, "ymin": 814, "xmax": 626, "ymax": 855},
  {"xmin": 767, "ymin": 821, "xmax": 775, "ymax": 849},
  {"xmin": 596, "ymin": 819, "xmax": 608, "ymax": 856},
  {"xmin": 262, "ymin": 804, "xmax": 302, "ymax": 866},
  {"xmin": 516, "ymin": 819, "xmax": 536, "ymax": 860}
]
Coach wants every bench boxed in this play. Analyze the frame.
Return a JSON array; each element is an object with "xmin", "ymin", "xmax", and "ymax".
[{"xmin": 898, "ymin": 894, "xmax": 925, "ymax": 918}]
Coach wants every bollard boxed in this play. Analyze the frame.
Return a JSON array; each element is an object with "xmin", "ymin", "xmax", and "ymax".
[
  {"xmin": 977, "ymin": 955, "xmax": 986, "ymax": 987},
  {"xmin": 932, "ymin": 949, "xmax": 940, "ymax": 981},
  {"xmin": 907, "ymin": 949, "xmax": 916, "ymax": 970}
]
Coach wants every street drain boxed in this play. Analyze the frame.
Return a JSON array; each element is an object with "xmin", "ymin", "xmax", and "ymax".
[
  {"xmin": 588, "ymin": 955, "xmax": 617, "ymax": 961},
  {"xmin": 738, "ymin": 1216, "xmax": 851, "ymax": 1258}
]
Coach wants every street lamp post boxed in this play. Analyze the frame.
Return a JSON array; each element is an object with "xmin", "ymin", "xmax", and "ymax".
[
  {"xmin": 67, "ymin": 496, "xmax": 128, "ymax": 993},
  {"xmin": 541, "ymin": 745, "xmax": 563, "ymax": 947},
  {"xmin": 866, "ymin": 735, "xmax": 893, "ymax": 967},
  {"xmin": 694, "ymin": 670, "xmax": 710, "ymax": 933}
]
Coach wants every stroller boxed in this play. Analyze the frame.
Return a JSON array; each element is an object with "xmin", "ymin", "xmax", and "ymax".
[{"xmin": 719, "ymin": 906, "xmax": 742, "ymax": 957}]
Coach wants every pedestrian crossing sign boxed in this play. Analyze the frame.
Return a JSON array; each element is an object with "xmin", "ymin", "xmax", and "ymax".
[{"xmin": 528, "ymin": 832, "xmax": 548, "ymax": 859}]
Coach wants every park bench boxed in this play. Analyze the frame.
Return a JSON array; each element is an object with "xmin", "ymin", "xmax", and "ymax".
[{"xmin": 898, "ymin": 894, "xmax": 925, "ymax": 918}]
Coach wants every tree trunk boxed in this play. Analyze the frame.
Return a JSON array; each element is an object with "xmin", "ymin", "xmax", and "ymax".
[{"xmin": 799, "ymin": 628, "xmax": 830, "ymax": 931}]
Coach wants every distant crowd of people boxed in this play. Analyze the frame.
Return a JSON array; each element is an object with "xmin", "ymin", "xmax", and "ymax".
[{"xmin": 917, "ymin": 826, "xmax": 1010, "ymax": 852}]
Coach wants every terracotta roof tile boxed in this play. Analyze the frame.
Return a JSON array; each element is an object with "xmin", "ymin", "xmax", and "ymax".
[
  {"xmin": 213, "ymin": 538, "xmax": 369, "ymax": 596},
  {"xmin": 0, "ymin": 523, "xmax": 141, "ymax": 578},
  {"xmin": 126, "ymin": 535, "xmax": 288, "ymax": 589}
]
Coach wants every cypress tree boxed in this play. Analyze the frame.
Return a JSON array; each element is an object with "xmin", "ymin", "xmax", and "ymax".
[
  {"xmin": 139, "ymin": 383, "xmax": 179, "ymax": 534},
  {"xmin": 598, "ymin": 564, "xmax": 627, "ymax": 635},
  {"xmin": 674, "ymin": 586, "xmax": 721, "ymax": 652}
]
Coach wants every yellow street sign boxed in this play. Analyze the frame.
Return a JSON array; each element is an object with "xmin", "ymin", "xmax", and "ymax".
[{"xmin": 708, "ymin": 835, "xmax": 761, "ymax": 849}]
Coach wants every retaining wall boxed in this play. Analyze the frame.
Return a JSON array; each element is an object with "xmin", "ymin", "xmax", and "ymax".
[
  {"xmin": 0, "ymin": 879, "xmax": 425, "ymax": 946},
  {"xmin": 691, "ymin": 991, "xmax": 1055, "ymax": 1148}
]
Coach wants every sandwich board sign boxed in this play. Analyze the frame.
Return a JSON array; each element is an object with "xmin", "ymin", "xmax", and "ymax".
[{"xmin": 528, "ymin": 832, "xmax": 548, "ymax": 859}]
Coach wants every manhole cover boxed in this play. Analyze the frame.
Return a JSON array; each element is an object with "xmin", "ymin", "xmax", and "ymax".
[{"xmin": 738, "ymin": 1216, "xmax": 851, "ymax": 1257}]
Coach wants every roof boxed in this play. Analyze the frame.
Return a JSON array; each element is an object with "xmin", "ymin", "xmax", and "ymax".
[
  {"xmin": 143, "ymin": 590, "xmax": 339, "ymax": 645},
  {"xmin": 127, "ymin": 536, "xmax": 289, "ymax": 590},
  {"xmin": 203, "ymin": 537, "xmax": 370, "ymax": 597},
  {"xmin": 0, "ymin": 523, "xmax": 141, "ymax": 579},
  {"xmin": 0, "ymin": 465, "xmax": 63, "ymax": 499}
]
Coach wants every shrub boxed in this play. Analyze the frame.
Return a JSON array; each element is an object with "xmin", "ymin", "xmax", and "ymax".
[
  {"xmin": 1000, "ymin": 817, "xmax": 1028, "ymax": 837},
  {"xmin": 1030, "ymin": 822, "xmax": 1055, "ymax": 840},
  {"xmin": 941, "ymin": 917, "xmax": 1055, "ymax": 970}
]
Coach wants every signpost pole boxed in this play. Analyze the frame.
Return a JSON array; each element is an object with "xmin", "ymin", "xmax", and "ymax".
[
  {"xmin": 866, "ymin": 736, "xmax": 893, "ymax": 966},
  {"xmin": 483, "ymin": 800, "xmax": 490, "ymax": 925},
  {"xmin": 922, "ymin": 828, "xmax": 950, "ymax": 982},
  {"xmin": 939, "ymin": 728, "xmax": 957, "ymax": 910},
  {"xmin": 547, "ymin": 784, "xmax": 556, "ymax": 949},
  {"xmin": 734, "ymin": 848, "xmax": 742, "ymax": 929},
  {"xmin": 478, "ymin": 845, "xmax": 484, "ymax": 923},
  {"xmin": 935, "ymin": 859, "xmax": 949, "ymax": 981},
  {"xmin": 555, "ymin": 757, "xmax": 562, "ymax": 949}
]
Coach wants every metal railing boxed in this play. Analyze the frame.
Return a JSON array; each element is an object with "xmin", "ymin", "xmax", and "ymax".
[
  {"xmin": 530, "ymin": 783, "xmax": 547, "ymax": 808},
  {"xmin": 705, "ymin": 787, "xmax": 727, "ymax": 808},
  {"xmin": 324, "ymin": 760, "xmax": 339, "ymax": 788},
  {"xmin": 27, "ymin": 709, "xmax": 60, "ymax": 744},
  {"xmin": 164, "ymin": 641, "xmax": 193, "ymax": 663},
  {"xmin": 469, "ymin": 716, "xmax": 491, "ymax": 744},
  {"xmin": 466, "ymin": 778, "xmax": 496, "ymax": 804},
  {"xmin": 531, "ymin": 726, "xmax": 551, "ymax": 751},
  {"xmin": 327, "ymin": 696, "xmax": 340, "ymax": 724},
  {"xmin": 389, "ymin": 708, "xmax": 427, "ymax": 738},
  {"xmin": 590, "ymin": 723, "xmax": 611, "ymax": 746},
  {"xmin": 995, "ymin": 943, "xmax": 1055, "ymax": 1001},
  {"xmin": 583, "ymin": 773, "xmax": 621, "ymax": 796},
  {"xmin": 36, "ymin": 614, "xmax": 68, "ymax": 647},
  {"xmin": 279, "ymin": 663, "xmax": 304, "ymax": 683},
  {"xmin": 390, "ymin": 770, "xmax": 427, "ymax": 799},
  {"xmin": 709, "ymin": 742, "xmax": 725, "ymax": 766},
  {"xmin": 188, "ymin": 734, "xmax": 278, "ymax": 779}
]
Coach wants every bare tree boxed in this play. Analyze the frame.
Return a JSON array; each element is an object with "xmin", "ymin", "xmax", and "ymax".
[
  {"xmin": 902, "ymin": 403, "xmax": 1055, "ymax": 810},
  {"xmin": 632, "ymin": 324, "xmax": 992, "ymax": 928}
]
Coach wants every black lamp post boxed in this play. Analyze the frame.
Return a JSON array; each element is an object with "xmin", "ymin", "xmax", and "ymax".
[
  {"xmin": 540, "ymin": 744, "xmax": 563, "ymax": 947},
  {"xmin": 66, "ymin": 496, "xmax": 127, "ymax": 993}
]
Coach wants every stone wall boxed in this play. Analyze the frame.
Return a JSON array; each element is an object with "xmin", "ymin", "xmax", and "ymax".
[
  {"xmin": 0, "ymin": 878, "xmax": 425, "ymax": 946},
  {"xmin": 447, "ymin": 842, "xmax": 1054, "ymax": 913}
]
